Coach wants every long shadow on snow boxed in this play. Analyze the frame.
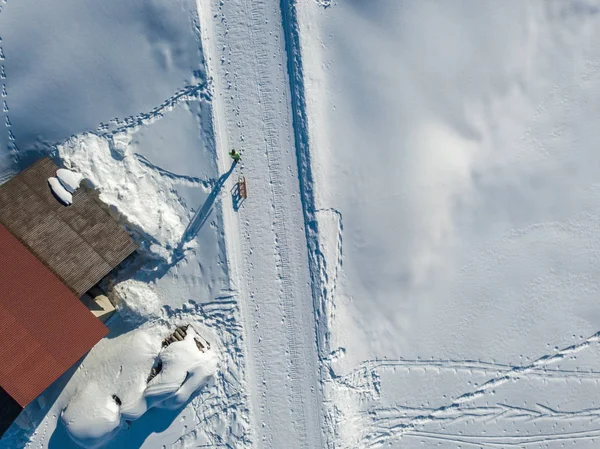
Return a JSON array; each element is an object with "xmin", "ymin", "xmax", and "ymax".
[
  {"xmin": 175, "ymin": 161, "xmax": 236, "ymax": 257},
  {"xmin": 98, "ymin": 161, "xmax": 236, "ymax": 341},
  {"xmin": 136, "ymin": 161, "xmax": 236, "ymax": 283}
]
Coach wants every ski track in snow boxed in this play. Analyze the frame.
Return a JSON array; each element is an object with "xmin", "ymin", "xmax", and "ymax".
[
  {"xmin": 367, "ymin": 402, "xmax": 600, "ymax": 432},
  {"xmin": 404, "ymin": 428, "xmax": 600, "ymax": 448},
  {"xmin": 340, "ymin": 332, "xmax": 600, "ymax": 447},
  {"xmin": 334, "ymin": 357, "xmax": 600, "ymax": 392}
]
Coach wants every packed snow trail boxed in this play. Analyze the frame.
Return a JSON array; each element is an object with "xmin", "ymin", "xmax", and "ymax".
[{"xmin": 197, "ymin": 0, "xmax": 325, "ymax": 447}]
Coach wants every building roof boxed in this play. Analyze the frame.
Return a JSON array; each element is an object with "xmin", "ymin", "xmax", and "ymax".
[
  {"xmin": 0, "ymin": 157, "xmax": 137, "ymax": 296},
  {"xmin": 0, "ymin": 223, "xmax": 109, "ymax": 409}
]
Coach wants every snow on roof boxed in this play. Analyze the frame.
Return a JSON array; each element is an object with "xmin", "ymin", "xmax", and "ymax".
[
  {"xmin": 61, "ymin": 326, "xmax": 217, "ymax": 448},
  {"xmin": 48, "ymin": 176, "xmax": 73, "ymax": 205},
  {"xmin": 56, "ymin": 168, "xmax": 83, "ymax": 193}
]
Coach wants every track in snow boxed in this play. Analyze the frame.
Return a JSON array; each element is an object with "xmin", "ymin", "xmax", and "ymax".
[
  {"xmin": 359, "ymin": 331, "xmax": 600, "ymax": 447},
  {"xmin": 96, "ymin": 83, "xmax": 210, "ymax": 138},
  {"xmin": 196, "ymin": 0, "xmax": 325, "ymax": 446},
  {"xmin": 403, "ymin": 428, "xmax": 600, "ymax": 448},
  {"xmin": 0, "ymin": 18, "xmax": 17, "ymax": 169}
]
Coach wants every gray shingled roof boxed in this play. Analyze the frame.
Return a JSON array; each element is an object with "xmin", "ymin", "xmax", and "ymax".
[{"xmin": 0, "ymin": 157, "xmax": 137, "ymax": 296}]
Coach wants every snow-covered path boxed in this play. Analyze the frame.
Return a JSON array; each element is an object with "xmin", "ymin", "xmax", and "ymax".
[{"xmin": 197, "ymin": 0, "xmax": 324, "ymax": 447}]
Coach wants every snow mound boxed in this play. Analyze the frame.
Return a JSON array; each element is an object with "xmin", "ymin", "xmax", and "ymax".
[
  {"xmin": 145, "ymin": 327, "xmax": 218, "ymax": 410},
  {"xmin": 113, "ymin": 279, "xmax": 163, "ymax": 324},
  {"xmin": 61, "ymin": 326, "xmax": 217, "ymax": 448},
  {"xmin": 56, "ymin": 168, "xmax": 83, "ymax": 193},
  {"xmin": 57, "ymin": 133, "xmax": 188, "ymax": 257},
  {"xmin": 47, "ymin": 177, "xmax": 73, "ymax": 205},
  {"xmin": 61, "ymin": 382, "xmax": 121, "ymax": 448}
]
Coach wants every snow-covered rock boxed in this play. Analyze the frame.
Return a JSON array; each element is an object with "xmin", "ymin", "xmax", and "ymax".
[
  {"xmin": 47, "ymin": 177, "xmax": 73, "ymax": 205},
  {"xmin": 145, "ymin": 328, "xmax": 218, "ymax": 409},
  {"xmin": 61, "ymin": 382, "xmax": 121, "ymax": 449},
  {"xmin": 61, "ymin": 326, "xmax": 217, "ymax": 448},
  {"xmin": 56, "ymin": 168, "xmax": 83, "ymax": 193}
]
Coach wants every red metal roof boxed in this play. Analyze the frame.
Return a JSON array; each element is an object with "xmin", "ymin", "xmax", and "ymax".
[{"xmin": 0, "ymin": 223, "xmax": 108, "ymax": 407}]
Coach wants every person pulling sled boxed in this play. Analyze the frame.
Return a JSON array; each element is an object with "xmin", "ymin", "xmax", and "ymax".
[{"xmin": 229, "ymin": 149, "xmax": 241, "ymax": 163}]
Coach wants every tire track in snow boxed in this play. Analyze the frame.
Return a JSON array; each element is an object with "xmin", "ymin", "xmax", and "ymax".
[
  {"xmin": 363, "ymin": 331, "xmax": 600, "ymax": 447},
  {"xmin": 238, "ymin": 0, "xmax": 321, "ymax": 445},
  {"xmin": 195, "ymin": 0, "xmax": 324, "ymax": 445}
]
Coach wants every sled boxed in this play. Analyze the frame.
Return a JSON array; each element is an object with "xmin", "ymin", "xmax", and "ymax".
[{"xmin": 238, "ymin": 175, "xmax": 247, "ymax": 199}]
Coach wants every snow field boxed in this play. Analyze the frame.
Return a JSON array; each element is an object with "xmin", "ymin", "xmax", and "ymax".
[
  {"xmin": 296, "ymin": 0, "xmax": 600, "ymax": 447},
  {"xmin": 0, "ymin": 0, "xmax": 206, "ymax": 152}
]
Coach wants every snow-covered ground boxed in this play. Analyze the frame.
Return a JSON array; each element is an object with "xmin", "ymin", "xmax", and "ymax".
[
  {"xmin": 1, "ymin": 0, "xmax": 324, "ymax": 446},
  {"xmin": 61, "ymin": 326, "xmax": 217, "ymax": 448},
  {"xmin": 196, "ymin": 0, "xmax": 325, "ymax": 446},
  {"xmin": 296, "ymin": 1, "xmax": 600, "ymax": 447},
  {"xmin": 0, "ymin": 1, "xmax": 250, "ymax": 448},
  {"xmin": 4, "ymin": 0, "xmax": 600, "ymax": 448}
]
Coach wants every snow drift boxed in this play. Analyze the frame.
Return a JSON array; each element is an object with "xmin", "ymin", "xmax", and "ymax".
[
  {"xmin": 57, "ymin": 133, "xmax": 191, "ymax": 259},
  {"xmin": 113, "ymin": 279, "xmax": 163, "ymax": 325},
  {"xmin": 61, "ymin": 326, "xmax": 217, "ymax": 448}
]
